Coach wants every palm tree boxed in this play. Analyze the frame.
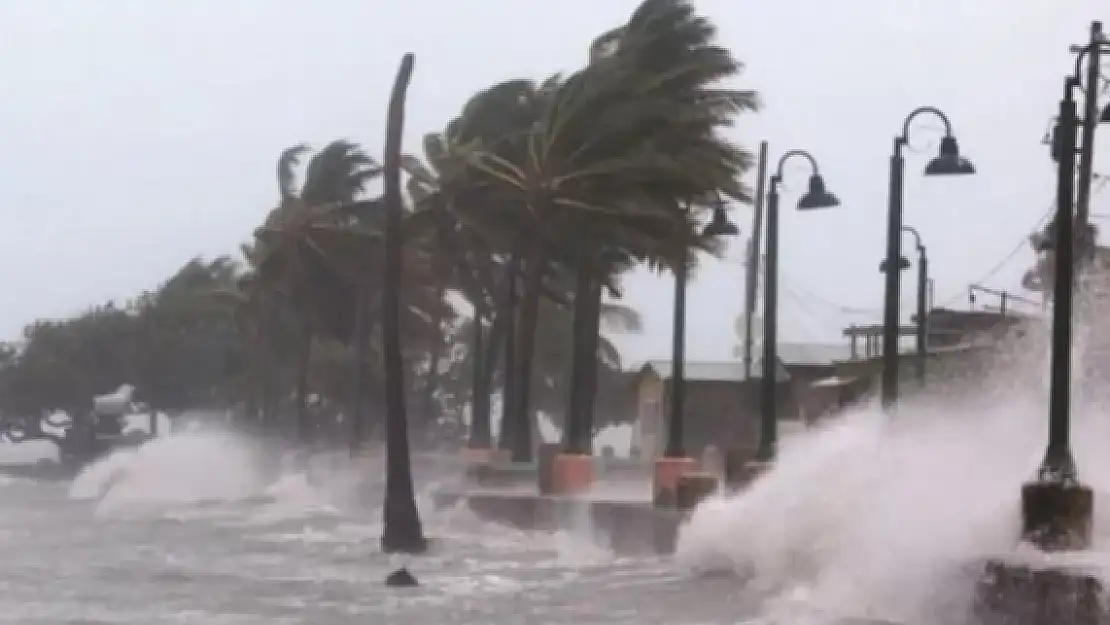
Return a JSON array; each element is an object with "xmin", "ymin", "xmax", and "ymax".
[
  {"xmin": 380, "ymin": 52, "xmax": 427, "ymax": 555},
  {"xmin": 449, "ymin": 0, "xmax": 757, "ymax": 461},
  {"xmin": 254, "ymin": 140, "xmax": 381, "ymax": 452},
  {"xmin": 402, "ymin": 138, "xmax": 500, "ymax": 449}
]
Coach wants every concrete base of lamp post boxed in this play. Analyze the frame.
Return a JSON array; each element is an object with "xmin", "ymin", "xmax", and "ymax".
[
  {"xmin": 1021, "ymin": 480, "xmax": 1093, "ymax": 551},
  {"xmin": 674, "ymin": 471, "xmax": 719, "ymax": 510},
  {"xmin": 653, "ymin": 456, "xmax": 699, "ymax": 507},
  {"xmin": 975, "ymin": 559, "xmax": 1105, "ymax": 625},
  {"xmin": 550, "ymin": 452, "xmax": 595, "ymax": 495},
  {"xmin": 973, "ymin": 480, "xmax": 1101, "ymax": 625}
]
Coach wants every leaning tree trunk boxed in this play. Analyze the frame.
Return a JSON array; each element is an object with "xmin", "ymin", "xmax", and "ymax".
[
  {"xmin": 349, "ymin": 288, "xmax": 369, "ymax": 457},
  {"xmin": 509, "ymin": 248, "xmax": 547, "ymax": 463},
  {"xmin": 294, "ymin": 309, "xmax": 313, "ymax": 454},
  {"xmin": 258, "ymin": 311, "xmax": 276, "ymax": 436},
  {"xmin": 580, "ymin": 270, "xmax": 603, "ymax": 444},
  {"xmin": 421, "ymin": 280, "xmax": 447, "ymax": 430},
  {"xmin": 380, "ymin": 52, "xmax": 426, "ymax": 555},
  {"xmin": 563, "ymin": 247, "xmax": 599, "ymax": 455},
  {"xmin": 497, "ymin": 261, "xmax": 519, "ymax": 453},
  {"xmin": 468, "ymin": 307, "xmax": 493, "ymax": 449}
]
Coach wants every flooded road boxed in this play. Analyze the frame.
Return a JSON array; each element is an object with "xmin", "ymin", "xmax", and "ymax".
[{"xmin": 0, "ymin": 435, "xmax": 754, "ymax": 625}]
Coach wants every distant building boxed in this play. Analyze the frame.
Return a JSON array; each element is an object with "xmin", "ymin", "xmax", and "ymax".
[
  {"xmin": 626, "ymin": 307, "xmax": 1038, "ymax": 461},
  {"xmin": 628, "ymin": 343, "xmax": 855, "ymax": 461}
]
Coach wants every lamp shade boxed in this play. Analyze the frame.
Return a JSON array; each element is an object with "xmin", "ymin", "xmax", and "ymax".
[
  {"xmin": 702, "ymin": 205, "xmax": 739, "ymax": 237},
  {"xmin": 924, "ymin": 136, "xmax": 975, "ymax": 175},
  {"xmin": 879, "ymin": 256, "xmax": 911, "ymax": 273},
  {"xmin": 797, "ymin": 174, "xmax": 840, "ymax": 210}
]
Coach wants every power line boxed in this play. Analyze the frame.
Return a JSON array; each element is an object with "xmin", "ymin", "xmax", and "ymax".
[
  {"xmin": 935, "ymin": 204, "xmax": 1054, "ymax": 307},
  {"xmin": 781, "ymin": 285, "xmax": 848, "ymax": 339},
  {"xmin": 937, "ymin": 175, "xmax": 1110, "ymax": 307}
]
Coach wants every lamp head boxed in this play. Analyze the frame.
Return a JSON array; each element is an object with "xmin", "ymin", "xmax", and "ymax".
[
  {"xmin": 879, "ymin": 256, "xmax": 912, "ymax": 273},
  {"xmin": 924, "ymin": 135, "xmax": 976, "ymax": 175},
  {"xmin": 797, "ymin": 174, "xmax": 841, "ymax": 210},
  {"xmin": 702, "ymin": 205, "xmax": 739, "ymax": 237}
]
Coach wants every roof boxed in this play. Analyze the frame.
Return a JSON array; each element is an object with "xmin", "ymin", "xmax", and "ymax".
[
  {"xmin": 777, "ymin": 342, "xmax": 853, "ymax": 366},
  {"xmin": 629, "ymin": 343, "xmax": 851, "ymax": 383},
  {"xmin": 637, "ymin": 358, "xmax": 790, "ymax": 383}
]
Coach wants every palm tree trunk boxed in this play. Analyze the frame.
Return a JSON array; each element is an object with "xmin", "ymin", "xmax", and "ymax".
[
  {"xmin": 380, "ymin": 52, "xmax": 426, "ymax": 554},
  {"xmin": 510, "ymin": 248, "xmax": 547, "ymax": 463},
  {"xmin": 349, "ymin": 288, "xmax": 368, "ymax": 457},
  {"xmin": 468, "ymin": 308, "xmax": 492, "ymax": 448},
  {"xmin": 497, "ymin": 262, "xmax": 518, "ymax": 453},
  {"xmin": 563, "ymin": 249, "xmax": 596, "ymax": 454},
  {"xmin": 580, "ymin": 272, "xmax": 603, "ymax": 444},
  {"xmin": 258, "ymin": 315, "xmax": 275, "ymax": 434},
  {"xmin": 295, "ymin": 310, "xmax": 313, "ymax": 452},
  {"xmin": 422, "ymin": 281, "xmax": 447, "ymax": 429},
  {"xmin": 244, "ymin": 334, "xmax": 260, "ymax": 427}
]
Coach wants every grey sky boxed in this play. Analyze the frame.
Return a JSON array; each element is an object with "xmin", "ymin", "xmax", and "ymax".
[{"xmin": 1, "ymin": 0, "xmax": 1106, "ymax": 365}]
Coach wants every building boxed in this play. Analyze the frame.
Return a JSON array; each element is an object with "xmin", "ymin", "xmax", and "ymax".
[
  {"xmin": 628, "ymin": 343, "xmax": 854, "ymax": 460},
  {"xmin": 627, "ymin": 307, "xmax": 1036, "ymax": 462},
  {"xmin": 834, "ymin": 306, "xmax": 1039, "ymax": 400}
]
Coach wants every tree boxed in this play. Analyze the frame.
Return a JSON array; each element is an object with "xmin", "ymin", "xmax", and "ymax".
[
  {"xmin": 380, "ymin": 52, "xmax": 427, "ymax": 555},
  {"xmin": 446, "ymin": 0, "xmax": 757, "ymax": 459},
  {"xmin": 254, "ymin": 140, "xmax": 381, "ymax": 449}
]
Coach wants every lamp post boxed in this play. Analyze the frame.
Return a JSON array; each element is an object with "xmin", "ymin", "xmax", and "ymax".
[
  {"xmin": 975, "ymin": 33, "xmax": 1110, "ymax": 622},
  {"xmin": 757, "ymin": 151, "xmax": 840, "ymax": 463},
  {"xmin": 1021, "ymin": 76, "xmax": 1091, "ymax": 551},
  {"xmin": 881, "ymin": 108, "xmax": 975, "ymax": 410},
  {"xmin": 655, "ymin": 202, "xmax": 738, "ymax": 507},
  {"xmin": 880, "ymin": 226, "xmax": 929, "ymax": 387},
  {"xmin": 664, "ymin": 202, "xmax": 740, "ymax": 460},
  {"xmin": 1074, "ymin": 21, "xmax": 1105, "ymax": 225}
]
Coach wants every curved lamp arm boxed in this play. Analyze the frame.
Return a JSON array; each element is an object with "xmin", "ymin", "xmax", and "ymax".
[
  {"xmin": 901, "ymin": 225, "xmax": 925, "ymax": 252},
  {"xmin": 1071, "ymin": 41, "xmax": 1110, "ymax": 93},
  {"xmin": 900, "ymin": 106, "xmax": 954, "ymax": 144},
  {"xmin": 772, "ymin": 149, "xmax": 821, "ymax": 184}
]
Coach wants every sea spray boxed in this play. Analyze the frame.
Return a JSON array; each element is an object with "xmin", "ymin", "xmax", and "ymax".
[
  {"xmin": 69, "ymin": 431, "xmax": 267, "ymax": 513},
  {"xmin": 674, "ymin": 372, "xmax": 1110, "ymax": 622}
]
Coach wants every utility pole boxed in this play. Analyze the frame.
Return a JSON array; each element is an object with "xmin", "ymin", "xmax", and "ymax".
[
  {"xmin": 1076, "ymin": 21, "xmax": 1103, "ymax": 226},
  {"xmin": 743, "ymin": 141, "xmax": 768, "ymax": 380}
]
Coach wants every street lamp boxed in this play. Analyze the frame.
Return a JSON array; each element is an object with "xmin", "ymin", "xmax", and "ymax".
[
  {"xmin": 655, "ymin": 201, "xmax": 739, "ymax": 507},
  {"xmin": 758, "ymin": 151, "xmax": 839, "ymax": 462},
  {"xmin": 664, "ymin": 202, "xmax": 739, "ymax": 459},
  {"xmin": 879, "ymin": 227, "xmax": 929, "ymax": 387},
  {"xmin": 1021, "ymin": 76, "xmax": 1092, "ymax": 550},
  {"xmin": 881, "ymin": 107, "xmax": 975, "ymax": 410}
]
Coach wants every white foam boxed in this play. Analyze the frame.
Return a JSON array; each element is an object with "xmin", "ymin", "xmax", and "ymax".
[
  {"xmin": 69, "ymin": 431, "xmax": 266, "ymax": 515},
  {"xmin": 673, "ymin": 320, "xmax": 1110, "ymax": 623}
]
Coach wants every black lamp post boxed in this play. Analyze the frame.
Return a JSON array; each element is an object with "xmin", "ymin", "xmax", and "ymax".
[
  {"xmin": 881, "ymin": 108, "xmax": 975, "ymax": 410},
  {"xmin": 880, "ymin": 227, "xmax": 929, "ymax": 387},
  {"xmin": 1021, "ymin": 76, "xmax": 1092, "ymax": 551},
  {"xmin": 758, "ymin": 151, "xmax": 840, "ymax": 462},
  {"xmin": 664, "ymin": 203, "xmax": 739, "ymax": 459}
]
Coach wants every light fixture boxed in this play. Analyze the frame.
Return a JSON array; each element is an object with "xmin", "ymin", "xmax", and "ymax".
[{"xmin": 924, "ymin": 136, "xmax": 976, "ymax": 175}]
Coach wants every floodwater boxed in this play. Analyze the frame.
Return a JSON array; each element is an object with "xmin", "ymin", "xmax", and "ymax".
[
  {"xmin": 9, "ymin": 353, "xmax": 1110, "ymax": 625},
  {"xmin": 0, "ymin": 433, "xmax": 753, "ymax": 625}
]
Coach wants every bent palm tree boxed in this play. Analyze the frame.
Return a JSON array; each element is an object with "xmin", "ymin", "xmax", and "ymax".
[
  {"xmin": 451, "ymin": 0, "xmax": 757, "ymax": 460},
  {"xmin": 380, "ymin": 53, "xmax": 427, "ymax": 555},
  {"xmin": 254, "ymin": 140, "xmax": 381, "ymax": 451}
]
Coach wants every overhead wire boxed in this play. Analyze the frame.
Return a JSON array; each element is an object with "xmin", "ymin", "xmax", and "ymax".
[
  {"xmin": 936, "ymin": 174, "xmax": 1110, "ymax": 308},
  {"xmin": 781, "ymin": 286, "xmax": 839, "ymax": 338}
]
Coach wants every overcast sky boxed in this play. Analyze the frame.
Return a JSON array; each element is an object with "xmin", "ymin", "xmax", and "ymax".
[{"xmin": 1, "ymin": 0, "xmax": 1107, "ymax": 364}]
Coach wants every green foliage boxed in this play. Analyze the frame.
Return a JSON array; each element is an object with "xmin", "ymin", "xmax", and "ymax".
[
  {"xmin": 0, "ymin": 258, "xmax": 243, "ymax": 419},
  {"xmin": 0, "ymin": 0, "xmax": 757, "ymax": 451}
]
